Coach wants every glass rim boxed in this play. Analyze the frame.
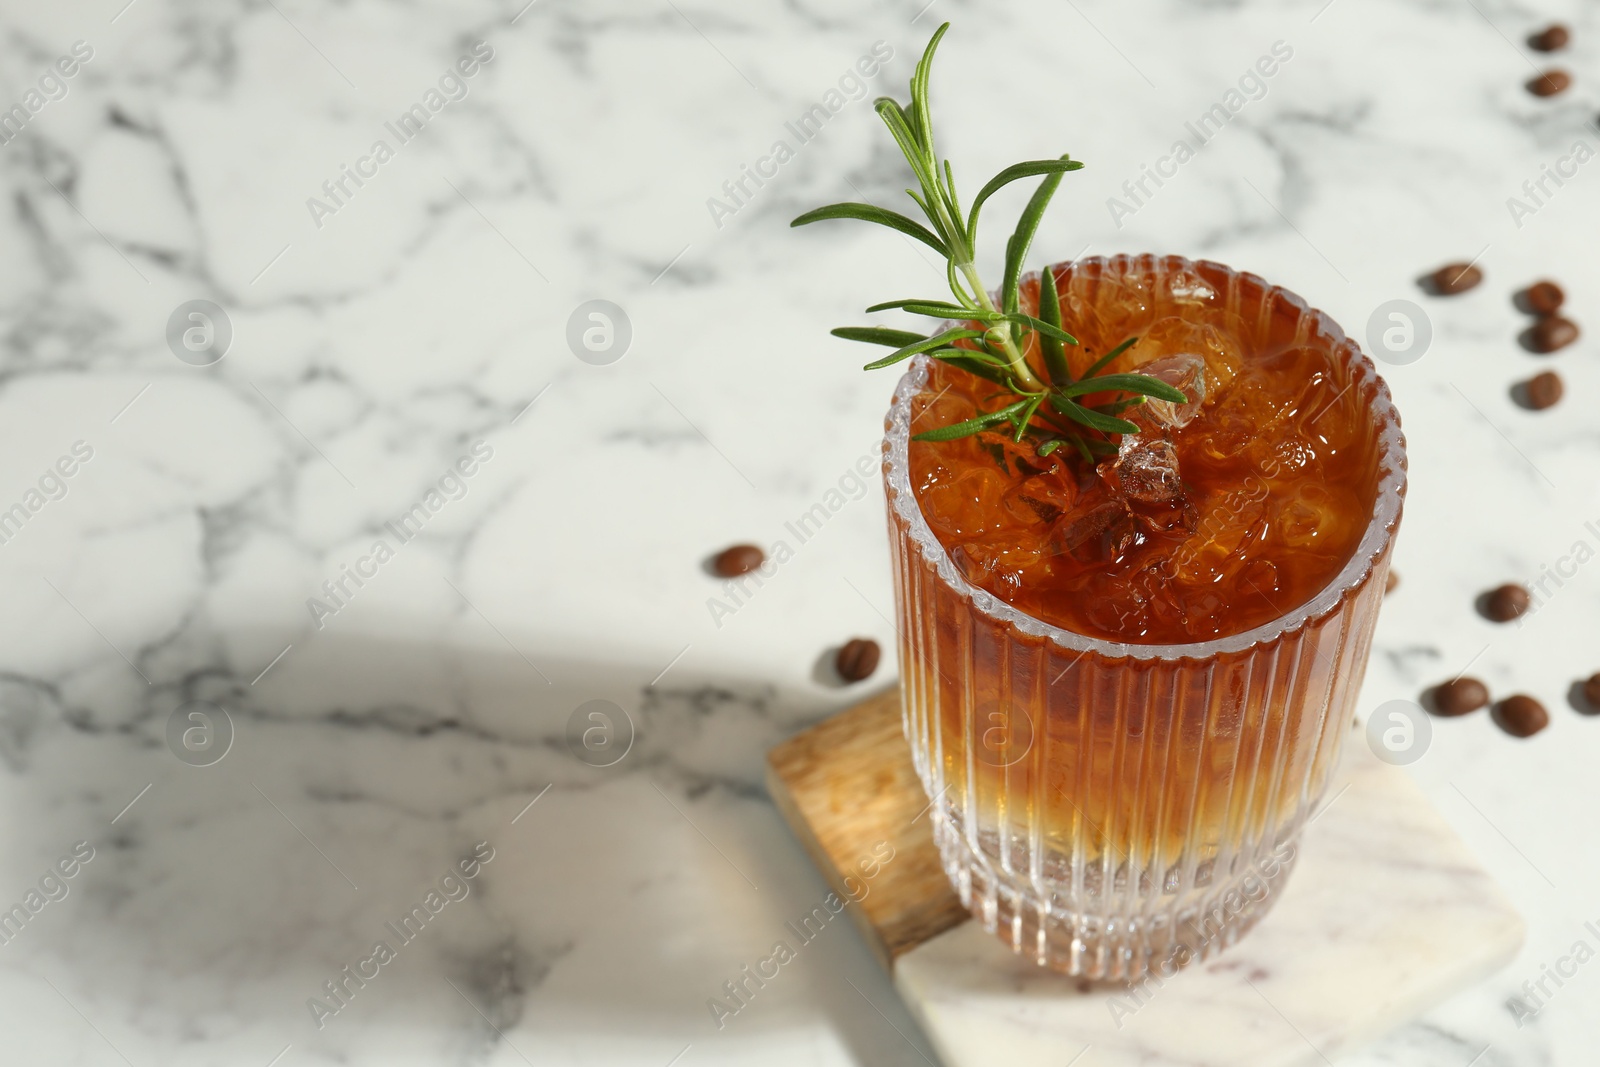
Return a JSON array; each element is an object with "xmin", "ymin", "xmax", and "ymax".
[{"xmin": 882, "ymin": 254, "xmax": 1408, "ymax": 663}]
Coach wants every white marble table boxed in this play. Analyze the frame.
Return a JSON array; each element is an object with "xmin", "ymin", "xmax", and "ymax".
[{"xmin": 0, "ymin": 0, "xmax": 1595, "ymax": 1064}]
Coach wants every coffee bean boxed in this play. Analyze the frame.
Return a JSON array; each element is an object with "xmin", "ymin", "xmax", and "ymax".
[
  {"xmin": 1492, "ymin": 694, "xmax": 1549, "ymax": 737},
  {"xmin": 1385, "ymin": 569, "xmax": 1399, "ymax": 595},
  {"xmin": 712, "ymin": 544, "xmax": 765, "ymax": 577},
  {"xmin": 1527, "ymin": 69, "xmax": 1572, "ymax": 97},
  {"xmin": 1523, "ymin": 370, "xmax": 1564, "ymax": 410},
  {"xmin": 1433, "ymin": 677, "xmax": 1490, "ymax": 716},
  {"xmin": 1582, "ymin": 673, "xmax": 1600, "ymax": 711},
  {"xmin": 1525, "ymin": 316, "xmax": 1580, "ymax": 353},
  {"xmin": 1529, "ymin": 24, "xmax": 1570, "ymax": 52},
  {"xmin": 1484, "ymin": 583, "xmax": 1531, "ymax": 622},
  {"xmin": 1516, "ymin": 280, "xmax": 1564, "ymax": 316},
  {"xmin": 836, "ymin": 638, "xmax": 881, "ymax": 682},
  {"xmin": 1427, "ymin": 262, "xmax": 1482, "ymax": 295}
]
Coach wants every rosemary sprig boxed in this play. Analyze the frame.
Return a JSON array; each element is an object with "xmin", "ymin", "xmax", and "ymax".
[{"xmin": 792, "ymin": 22, "xmax": 1185, "ymax": 457}]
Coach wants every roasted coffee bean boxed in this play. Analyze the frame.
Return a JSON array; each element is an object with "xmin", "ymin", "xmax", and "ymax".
[
  {"xmin": 1582, "ymin": 673, "xmax": 1600, "ymax": 711},
  {"xmin": 1527, "ymin": 69, "xmax": 1572, "ymax": 97},
  {"xmin": 712, "ymin": 543, "xmax": 765, "ymax": 577},
  {"xmin": 1385, "ymin": 569, "xmax": 1399, "ymax": 594},
  {"xmin": 1529, "ymin": 24, "xmax": 1570, "ymax": 52},
  {"xmin": 835, "ymin": 638, "xmax": 881, "ymax": 682},
  {"xmin": 1433, "ymin": 677, "xmax": 1489, "ymax": 716},
  {"xmin": 1484, "ymin": 583, "xmax": 1532, "ymax": 622},
  {"xmin": 1526, "ymin": 316, "xmax": 1580, "ymax": 353},
  {"xmin": 1517, "ymin": 280, "xmax": 1564, "ymax": 315},
  {"xmin": 1427, "ymin": 262, "xmax": 1482, "ymax": 295},
  {"xmin": 1523, "ymin": 370, "xmax": 1564, "ymax": 410},
  {"xmin": 1492, "ymin": 695, "xmax": 1549, "ymax": 737}
]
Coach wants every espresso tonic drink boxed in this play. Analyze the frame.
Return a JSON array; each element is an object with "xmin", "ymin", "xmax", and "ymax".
[{"xmin": 884, "ymin": 254, "xmax": 1406, "ymax": 980}]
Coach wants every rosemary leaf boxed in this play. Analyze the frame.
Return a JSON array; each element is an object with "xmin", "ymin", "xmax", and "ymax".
[
  {"xmin": 933, "ymin": 354, "xmax": 1010, "ymax": 385},
  {"xmin": 791, "ymin": 202, "xmax": 948, "ymax": 256},
  {"xmin": 831, "ymin": 326, "xmax": 929, "ymax": 347},
  {"xmin": 868, "ymin": 299, "xmax": 1004, "ymax": 323},
  {"xmin": 1102, "ymin": 396, "xmax": 1149, "ymax": 414},
  {"xmin": 967, "ymin": 158, "xmax": 1083, "ymax": 243},
  {"xmin": 1007, "ymin": 312, "xmax": 1079, "ymax": 347},
  {"xmin": 929, "ymin": 346, "xmax": 1007, "ymax": 366},
  {"xmin": 863, "ymin": 327, "xmax": 985, "ymax": 370},
  {"xmin": 1011, "ymin": 394, "xmax": 1045, "ymax": 443},
  {"xmin": 1080, "ymin": 335, "xmax": 1139, "ymax": 380},
  {"xmin": 912, "ymin": 397, "xmax": 1031, "ymax": 442},
  {"xmin": 1036, "ymin": 265, "xmax": 1071, "ymax": 386},
  {"xmin": 910, "ymin": 24, "xmax": 949, "ymax": 162},
  {"xmin": 1001, "ymin": 158, "xmax": 1070, "ymax": 314},
  {"xmin": 1051, "ymin": 395, "xmax": 1141, "ymax": 435},
  {"xmin": 1056, "ymin": 373, "xmax": 1187, "ymax": 403}
]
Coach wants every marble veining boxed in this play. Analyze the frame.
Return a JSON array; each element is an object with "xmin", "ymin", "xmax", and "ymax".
[{"xmin": 0, "ymin": 0, "xmax": 1595, "ymax": 1064}]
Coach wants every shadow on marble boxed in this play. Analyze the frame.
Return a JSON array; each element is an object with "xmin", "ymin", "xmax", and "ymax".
[
  {"xmin": 0, "ymin": 634, "xmax": 930, "ymax": 1065},
  {"xmin": 809, "ymin": 645, "xmax": 885, "ymax": 690},
  {"xmin": 1564, "ymin": 679, "xmax": 1598, "ymax": 716}
]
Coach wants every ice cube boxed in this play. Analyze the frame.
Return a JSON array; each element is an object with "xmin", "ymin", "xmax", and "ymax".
[
  {"xmin": 1081, "ymin": 584, "xmax": 1149, "ymax": 637},
  {"xmin": 1165, "ymin": 268, "xmax": 1217, "ymax": 306},
  {"xmin": 1180, "ymin": 487, "xmax": 1269, "ymax": 575},
  {"xmin": 1002, "ymin": 469, "xmax": 1077, "ymax": 526},
  {"xmin": 1063, "ymin": 273, "xmax": 1156, "ymax": 353},
  {"xmin": 1192, "ymin": 345, "xmax": 1330, "ymax": 466},
  {"xmin": 1239, "ymin": 558, "xmax": 1282, "ymax": 598},
  {"xmin": 1104, "ymin": 432, "xmax": 1198, "ymax": 535},
  {"xmin": 1109, "ymin": 433, "xmax": 1184, "ymax": 505},
  {"xmin": 1123, "ymin": 316, "xmax": 1244, "ymax": 397},
  {"xmin": 1051, "ymin": 496, "xmax": 1139, "ymax": 564},
  {"xmin": 916, "ymin": 465, "xmax": 1010, "ymax": 541},
  {"xmin": 1275, "ymin": 482, "xmax": 1340, "ymax": 548},
  {"xmin": 973, "ymin": 429, "xmax": 1065, "ymax": 480},
  {"xmin": 1127, "ymin": 552, "xmax": 1188, "ymax": 635},
  {"xmin": 1127, "ymin": 354, "xmax": 1207, "ymax": 432},
  {"xmin": 950, "ymin": 537, "xmax": 1040, "ymax": 600}
]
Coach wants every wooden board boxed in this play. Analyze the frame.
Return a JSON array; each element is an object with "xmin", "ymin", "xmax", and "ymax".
[{"xmin": 764, "ymin": 687, "xmax": 967, "ymax": 970}]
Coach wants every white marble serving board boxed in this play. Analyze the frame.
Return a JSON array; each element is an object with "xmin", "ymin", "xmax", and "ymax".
[{"xmin": 895, "ymin": 741, "xmax": 1525, "ymax": 1067}]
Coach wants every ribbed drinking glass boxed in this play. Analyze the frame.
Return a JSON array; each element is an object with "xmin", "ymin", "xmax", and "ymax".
[{"xmin": 883, "ymin": 254, "xmax": 1407, "ymax": 980}]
